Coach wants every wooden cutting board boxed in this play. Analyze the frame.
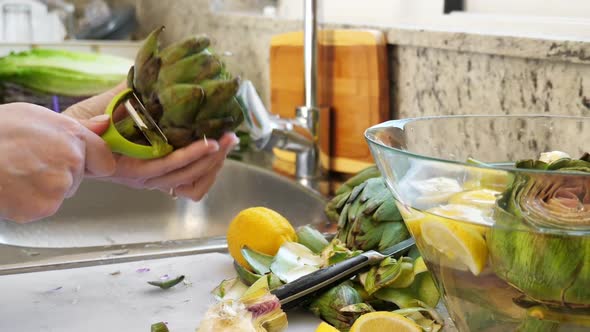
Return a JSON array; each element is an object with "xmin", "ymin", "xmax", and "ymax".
[{"xmin": 269, "ymin": 29, "xmax": 390, "ymax": 174}]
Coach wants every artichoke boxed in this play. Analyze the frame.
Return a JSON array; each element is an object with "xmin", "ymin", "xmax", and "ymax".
[
  {"xmin": 320, "ymin": 238, "xmax": 364, "ymax": 266},
  {"xmin": 359, "ymin": 256, "xmax": 416, "ymax": 295},
  {"xmin": 488, "ymin": 152, "xmax": 590, "ymax": 309},
  {"xmin": 203, "ymin": 274, "xmax": 288, "ymax": 332},
  {"xmin": 326, "ymin": 166, "xmax": 411, "ymax": 252},
  {"xmin": 117, "ymin": 26, "xmax": 245, "ymax": 150},
  {"xmin": 308, "ymin": 281, "xmax": 372, "ymax": 331}
]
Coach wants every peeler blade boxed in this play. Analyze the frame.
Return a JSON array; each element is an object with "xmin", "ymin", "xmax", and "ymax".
[{"xmin": 123, "ymin": 92, "xmax": 168, "ymax": 145}]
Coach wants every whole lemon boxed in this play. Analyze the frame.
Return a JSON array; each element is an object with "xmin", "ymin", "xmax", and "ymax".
[{"xmin": 227, "ymin": 207, "xmax": 297, "ymax": 271}]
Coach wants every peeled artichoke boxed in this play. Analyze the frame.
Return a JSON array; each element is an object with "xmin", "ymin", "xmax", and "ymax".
[
  {"xmin": 308, "ymin": 281, "xmax": 371, "ymax": 332},
  {"xmin": 118, "ymin": 26, "xmax": 245, "ymax": 150},
  {"xmin": 326, "ymin": 166, "xmax": 411, "ymax": 252},
  {"xmin": 488, "ymin": 152, "xmax": 590, "ymax": 309},
  {"xmin": 359, "ymin": 257, "xmax": 415, "ymax": 295},
  {"xmin": 201, "ymin": 276, "xmax": 288, "ymax": 332}
]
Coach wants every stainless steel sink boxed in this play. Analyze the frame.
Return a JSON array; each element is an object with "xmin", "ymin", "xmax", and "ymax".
[{"xmin": 0, "ymin": 159, "xmax": 333, "ymax": 275}]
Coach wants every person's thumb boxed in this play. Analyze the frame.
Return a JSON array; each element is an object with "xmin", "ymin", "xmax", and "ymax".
[{"xmin": 78, "ymin": 114, "xmax": 111, "ymax": 135}]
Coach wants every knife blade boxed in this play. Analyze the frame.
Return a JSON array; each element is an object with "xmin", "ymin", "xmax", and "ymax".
[{"xmin": 270, "ymin": 237, "xmax": 416, "ymax": 310}]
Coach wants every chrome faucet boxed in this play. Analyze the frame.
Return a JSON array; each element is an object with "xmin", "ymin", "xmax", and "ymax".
[{"xmin": 239, "ymin": 0, "xmax": 331, "ymax": 194}]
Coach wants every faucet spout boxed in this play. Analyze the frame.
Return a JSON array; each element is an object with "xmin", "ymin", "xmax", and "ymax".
[
  {"xmin": 267, "ymin": 128, "xmax": 314, "ymax": 153},
  {"xmin": 304, "ymin": 0, "xmax": 319, "ymax": 109},
  {"xmin": 237, "ymin": 0, "xmax": 331, "ymax": 194}
]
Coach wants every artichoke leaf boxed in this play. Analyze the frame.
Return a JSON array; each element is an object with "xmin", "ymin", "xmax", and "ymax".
[
  {"xmin": 334, "ymin": 177, "xmax": 410, "ymax": 252},
  {"xmin": 320, "ymin": 239, "xmax": 363, "ymax": 267},
  {"xmin": 296, "ymin": 225, "xmax": 329, "ymax": 254},
  {"xmin": 393, "ymin": 307, "xmax": 444, "ymax": 332},
  {"xmin": 234, "ymin": 260, "xmax": 263, "ymax": 286},
  {"xmin": 241, "ymin": 246, "xmax": 274, "ymax": 275},
  {"xmin": 360, "ymin": 257, "xmax": 403, "ymax": 295},
  {"xmin": 212, "ymin": 277, "xmax": 249, "ymax": 300},
  {"xmin": 308, "ymin": 281, "xmax": 364, "ymax": 332},
  {"xmin": 269, "ymin": 242, "xmax": 322, "ymax": 283},
  {"xmin": 335, "ymin": 165, "xmax": 381, "ymax": 196},
  {"xmin": 374, "ymin": 272, "xmax": 440, "ymax": 309}
]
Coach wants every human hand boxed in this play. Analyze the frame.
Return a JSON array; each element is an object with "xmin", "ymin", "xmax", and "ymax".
[
  {"xmin": 0, "ymin": 103, "xmax": 115, "ymax": 223},
  {"xmin": 103, "ymin": 132, "xmax": 239, "ymax": 200},
  {"xmin": 63, "ymin": 82, "xmax": 240, "ymax": 201}
]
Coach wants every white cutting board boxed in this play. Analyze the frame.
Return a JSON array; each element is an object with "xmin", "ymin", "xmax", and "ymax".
[{"xmin": 0, "ymin": 253, "xmax": 322, "ymax": 332}]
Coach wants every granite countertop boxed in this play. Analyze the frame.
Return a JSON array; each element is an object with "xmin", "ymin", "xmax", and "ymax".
[
  {"xmin": 385, "ymin": 26, "xmax": 590, "ymax": 65},
  {"xmin": 205, "ymin": 3, "xmax": 590, "ymax": 65}
]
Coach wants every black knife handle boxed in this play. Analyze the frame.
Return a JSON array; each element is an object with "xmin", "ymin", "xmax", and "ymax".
[{"xmin": 270, "ymin": 251, "xmax": 382, "ymax": 310}]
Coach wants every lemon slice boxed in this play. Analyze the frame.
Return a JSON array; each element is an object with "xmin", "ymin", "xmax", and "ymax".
[
  {"xmin": 420, "ymin": 213, "xmax": 488, "ymax": 276},
  {"xmin": 409, "ymin": 177, "xmax": 463, "ymax": 207},
  {"xmin": 464, "ymin": 167, "xmax": 511, "ymax": 191},
  {"xmin": 413, "ymin": 256, "xmax": 428, "ymax": 275},
  {"xmin": 315, "ymin": 322, "xmax": 340, "ymax": 332},
  {"xmin": 448, "ymin": 189, "xmax": 500, "ymax": 211},
  {"xmin": 427, "ymin": 204, "xmax": 492, "ymax": 235},
  {"xmin": 397, "ymin": 204, "xmax": 425, "ymax": 238},
  {"xmin": 350, "ymin": 312, "xmax": 421, "ymax": 332}
]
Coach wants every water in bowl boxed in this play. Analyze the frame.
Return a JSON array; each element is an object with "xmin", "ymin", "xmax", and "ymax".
[{"xmin": 396, "ymin": 188, "xmax": 590, "ymax": 332}]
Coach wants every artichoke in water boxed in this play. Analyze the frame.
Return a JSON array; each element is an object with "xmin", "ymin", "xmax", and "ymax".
[
  {"xmin": 326, "ymin": 166, "xmax": 411, "ymax": 252},
  {"xmin": 488, "ymin": 152, "xmax": 590, "ymax": 309},
  {"xmin": 117, "ymin": 26, "xmax": 245, "ymax": 150}
]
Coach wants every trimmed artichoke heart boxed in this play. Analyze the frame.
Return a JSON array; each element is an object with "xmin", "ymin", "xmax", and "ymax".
[
  {"xmin": 488, "ymin": 151, "xmax": 590, "ymax": 308},
  {"xmin": 198, "ymin": 288, "xmax": 287, "ymax": 332}
]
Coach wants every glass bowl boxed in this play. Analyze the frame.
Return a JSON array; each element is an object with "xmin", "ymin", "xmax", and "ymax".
[{"xmin": 365, "ymin": 115, "xmax": 590, "ymax": 332}]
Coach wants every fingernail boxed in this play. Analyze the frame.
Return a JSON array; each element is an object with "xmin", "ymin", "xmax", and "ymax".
[
  {"xmin": 208, "ymin": 141, "xmax": 220, "ymax": 153},
  {"xmin": 89, "ymin": 114, "xmax": 110, "ymax": 123},
  {"xmin": 225, "ymin": 132, "xmax": 240, "ymax": 146}
]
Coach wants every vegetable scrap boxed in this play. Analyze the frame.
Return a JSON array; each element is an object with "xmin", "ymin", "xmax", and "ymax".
[{"xmin": 147, "ymin": 275, "xmax": 185, "ymax": 290}]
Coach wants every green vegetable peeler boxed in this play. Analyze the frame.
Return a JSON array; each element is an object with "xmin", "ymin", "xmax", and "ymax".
[{"xmin": 101, "ymin": 88, "xmax": 173, "ymax": 159}]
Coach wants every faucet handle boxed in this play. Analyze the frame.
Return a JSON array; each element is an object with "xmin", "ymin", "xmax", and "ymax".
[{"xmin": 237, "ymin": 80, "xmax": 275, "ymax": 149}]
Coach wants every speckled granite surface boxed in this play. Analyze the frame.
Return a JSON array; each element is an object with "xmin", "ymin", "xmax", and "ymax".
[
  {"xmin": 392, "ymin": 46, "xmax": 590, "ymax": 119},
  {"xmin": 381, "ymin": 115, "xmax": 588, "ymax": 165},
  {"xmin": 386, "ymin": 28, "xmax": 590, "ymax": 65},
  {"xmin": 131, "ymin": 0, "xmax": 590, "ymax": 119}
]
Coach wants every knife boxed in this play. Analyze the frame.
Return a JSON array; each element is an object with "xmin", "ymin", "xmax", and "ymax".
[{"xmin": 270, "ymin": 237, "xmax": 416, "ymax": 310}]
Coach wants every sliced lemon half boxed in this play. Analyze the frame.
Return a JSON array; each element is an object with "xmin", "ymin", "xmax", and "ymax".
[
  {"xmin": 420, "ymin": 210, "xmax": 489, "ymax": 276},
  {"xmin": 448, "ymin": 189, "xmax": 500, "ymax": 211},
  {"xmin": 464, "ymin": 167, "xmax": 511, "ymax": 191},
  {"xmin": 350, "ymin": 312, "xmax": 421, "ymax": 332},
  {"xmin": 315, "ymin": 322, "xmax": 340, "ymax": 332},
  {"xmin": 427, "ymin": 204, "xmax": 491, "ymax": 235},
  {"xmin": 396, "ymin": 203, "xmax": 426, "ymax": 238}
]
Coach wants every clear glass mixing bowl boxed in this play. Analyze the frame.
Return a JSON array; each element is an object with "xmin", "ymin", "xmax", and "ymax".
[{"xmin": 365, "ymin": 115, "xmax": 590, "ymax": 332}]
